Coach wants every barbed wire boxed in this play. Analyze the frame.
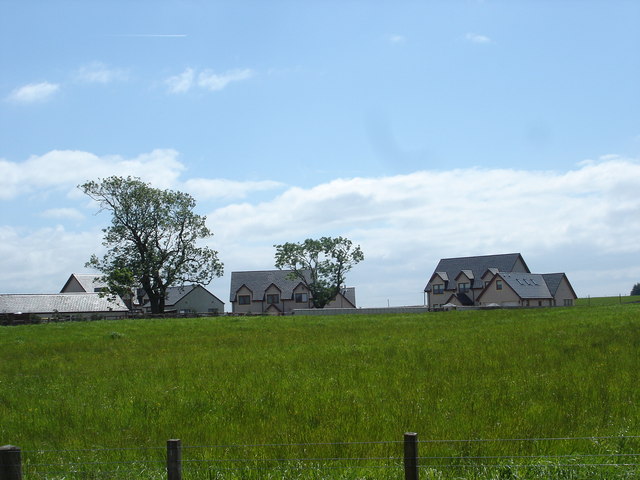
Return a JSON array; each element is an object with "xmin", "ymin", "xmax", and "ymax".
[
  {"xmin": 16, "ymin": 434, "xmax": 640, "ymax": 479},
  {"xmin": 417, "ymin": 434, "xmax": 640, "ymax": 443}
]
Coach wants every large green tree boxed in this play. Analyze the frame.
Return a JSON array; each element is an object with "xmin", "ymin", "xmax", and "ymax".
[
  {"xmin": 274, "ymin": 236, "xmax": 364, "ymax": 309},
  {"xmin": 80, "ymin": 176, "xmax": 223, "ymax": 314},
  {"xmin": 631, "ymin": 283, "xmax": 640, "ymax": 296}
]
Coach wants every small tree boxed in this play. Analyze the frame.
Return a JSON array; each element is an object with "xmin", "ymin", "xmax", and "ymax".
[
  {"xmin": 80, "ymin": 176, "xmax": 223, "ymax": 314},
  {"xmin": 274, "ymin": 236, "xmax": 364, "ymax": 308},
  {"xmin": 631, "ymin": 283, "xmax": 640, "ymax": 296}
]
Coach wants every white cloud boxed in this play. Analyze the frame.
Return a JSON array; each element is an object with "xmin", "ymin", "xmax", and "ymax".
[
  {"xmin": 165, "ymin": 67, "xmax": 253, "ymax": 94},
  {"xmin": 184, "ymin": 178, "xmax": 285, "ymax": 200},
  {"xmin": 207, "ymin": 156, "xmax": 640, "ymax": 305},
  {"xmin": 75, "ymin": 62, "xmax": 128, "ymax": 84},
  {"xmin": 465, "ymin": 32, "xmax": 492, "ymax": 44},
  {"xmin": 0, "ymin": 149, "xmax": 185, "ymax": 199},
  {"xmin": 41, "ymin": 208, "xmax": 85, "ymax": 221},
  {"xmin": 165, "ymin": 68, "xmax": 195, "ymax": 93},
  {"xmin": 198, "ymin": 69, "xmax": 253, "ymax": 91},
  {"xmin": 3, "ymin": 153, "xmax": 640, "ymax": 307},
  {"xmin": 386, "ymin": 34, "xmax": 407, "ymax": 44},
  {"xmin": 0, "ymin": 225, "xmax": 101, "ymax": 294},
  {"xmin": 7, "ymin": 82, "xmax": 60, "ymax": 103}
]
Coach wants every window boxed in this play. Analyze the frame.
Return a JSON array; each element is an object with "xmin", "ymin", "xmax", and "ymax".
[
  {"xmin": 238, "ymin": 295, "xmax": 251, "ymax": 305},
  {"xmin": 496, "ymin": 280, "xmax": 503, "ymax": 290},
  {"xmin": 458, "ymin": 282, "xmax": 470, "ymax": 293},
  {"xmin": 295, "ymin": 292, "xmax": 308, "ymax": 303},
  {"xmin": 266, "ymin": 294, "xmax": 280, "ymax": 305},
  {"xmin": 563, "ymin": 299, "xmax": 573, "ymax": 306},
  {"xmin": 432, "ymin": 284, "xmax": 444, "ymax": 294}
]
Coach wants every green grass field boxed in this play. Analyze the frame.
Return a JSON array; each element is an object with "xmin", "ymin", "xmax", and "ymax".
[
  {"xmin": 576, "ymin": 294, "xmax": 640, "ymax": 306},
  {"xmin": 1, "ymin": 305, "xmax": 639, "ymax": 479}
]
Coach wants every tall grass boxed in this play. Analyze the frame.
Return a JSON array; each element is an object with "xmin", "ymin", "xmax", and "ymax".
[{"xmin": 1, "ymin": 305, "xmax": 639, "ymax": 478}]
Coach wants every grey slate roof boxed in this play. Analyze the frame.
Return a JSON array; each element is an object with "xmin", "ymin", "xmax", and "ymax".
[
  {"xmin": 541, "ymin": 273, "xmax": 565, "ymax": 296},
  {"xmin": 498, "ymin": 273, "xmax": 552, "ymax": 299},
  {"xmin": 164, "ymin": 285, "xmax": 197, "ymax": 306},
  {"xmin": 140, "ymin": 285, "xmax": 223, "ymax": 308},
  {"xmin": 426, "ymin": 253, "xmax": 529, "ymax": 291},
  {"xmin": 341, "ymin": 287, "xmax": 357, "ymax": 306},
  {"xmin": 0, "ymin": 293, "xmax": 128, "ymax": 314},
  {"xmin": 230, "ymin": 270, "xmax": 310, "ymax": 302}
]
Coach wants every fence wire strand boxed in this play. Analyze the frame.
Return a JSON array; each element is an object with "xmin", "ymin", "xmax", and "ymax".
[{"xmin": 15, "ymin": 434, "xmax": 640, "ymax": 479}]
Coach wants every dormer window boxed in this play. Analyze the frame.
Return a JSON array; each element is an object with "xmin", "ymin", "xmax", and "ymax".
[
  {"xmin": 496, "ymin": 280, "xmax": 503, "ymax": 291},
  {"xmin": 433, "ymin": 284, "xmax": 444, "ymax": 294},
  {"xmin": 458, "ymin": 282, "xmax": 470, "ymax": 293},
  {"xmin": 266, "ymin": 294, "xmax": 280, "ymax": 305},
  {"xmin": 238, "ymin": 295, "xmax": 251, "ymax": 305}
]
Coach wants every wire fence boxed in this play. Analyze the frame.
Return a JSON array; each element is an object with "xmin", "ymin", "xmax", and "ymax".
[{"xmin": 3, "ymin": 434, "xmax": 639, "ymax": 480}]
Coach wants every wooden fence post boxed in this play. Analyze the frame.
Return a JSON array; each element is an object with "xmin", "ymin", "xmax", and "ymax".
[
  {"xmin": 167, "ymin": 439, "xmax": 182, "ymax": 480},
  {"xmin": 0, "ymin": 445, "xmax": 22, "ymax": 480},
  {"xmin": 404, "ymin": 432, "xmax": 419, "ymax": 480}
]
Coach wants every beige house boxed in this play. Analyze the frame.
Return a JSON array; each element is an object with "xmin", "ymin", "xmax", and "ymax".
[
  {"xmin": 425, "ymin": 253, "xmax": 577, "ymax": 308},
  {"xmin": 142, "ymin": 284, "xmax": 224, "ymax": 315},
  {"xmin": 230, "ymin": 270, "xmax": 356, "ymax": 315}
]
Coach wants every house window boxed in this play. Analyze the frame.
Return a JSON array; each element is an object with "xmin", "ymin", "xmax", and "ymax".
[
  {"xmin": 295, "ymin": 292, "xmax": 308, "ymax": 303},
  {"xmin": 563, "ymin": 299, "xmax": 573, "ymax": 306},
  {"xmin": 496, "ymin": 280, "xmax": 503, "ymax": 290},
  {"xmin": 458, "ymin": 282, "xmax": 470, "ymax": 293},
  {"xmin": 266, "ymin": 294, "xmax": 280, "ymax": 305},
  {"xmin": 433, "ymin": 284, "xmax": 444, "ymax": 294},
  {"xmin": 238, "ymin": 295, "xmax": 251, "ymax": 305}
]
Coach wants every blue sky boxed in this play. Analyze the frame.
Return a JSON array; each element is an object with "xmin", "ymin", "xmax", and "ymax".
[{"xmin": 1, "ymin": 1, "xmax": 639, "ymax": 308}]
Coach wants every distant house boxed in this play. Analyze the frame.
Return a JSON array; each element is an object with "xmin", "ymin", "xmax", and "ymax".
[
  {"xmin": 425, "ymin": 253, "xmax": 577, "ymax": 308},
  {"xmin": 142, "ymin": 285, "xmax": 224, "ymax": 315},
  {"xmin": 477, "ymin": 272, "xmax": 577, "ymax": 308},
  {"xmin": 61, "ymin": 273, "xmax": 107, "ymax": 293},
  {"xmin": 0, "ymin": 293, "xmax": 128, "ymax": 320},
  {"xmin": 230, "ymin": 270, "xmax": 356, "ymax": 315}
]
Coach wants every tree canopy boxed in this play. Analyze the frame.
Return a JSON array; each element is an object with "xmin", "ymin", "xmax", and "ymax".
[
  {"xmin": 274, "ymin": 236, "xmax": 364, "ymax": 309},
  {"xmin": 631, "ymin": 283, "xmax": 640, "ymax": 296},
  {"xmin": 80, "ymin": 176, "xmax": 223, "ymax": 314}
]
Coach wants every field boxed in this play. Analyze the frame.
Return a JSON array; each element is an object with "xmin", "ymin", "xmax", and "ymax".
[{"xmin": 1, "ymin": 304, "xmax": 639, "ymax": 479}]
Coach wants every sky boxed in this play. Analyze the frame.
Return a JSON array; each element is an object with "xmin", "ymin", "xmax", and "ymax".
[{"xmin": 1, "ymin": 0, "xmax": 639, "ymax": 309}]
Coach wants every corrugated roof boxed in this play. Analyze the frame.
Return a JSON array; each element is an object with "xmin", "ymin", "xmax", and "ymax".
[{"xmin": 0, "ymin": 293, "xmax": 128, "ymax": 314}]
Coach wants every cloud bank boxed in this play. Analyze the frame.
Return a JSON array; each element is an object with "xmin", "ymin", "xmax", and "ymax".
[
  {"xmin": 208, "ymin": 156, "xmax": 640, "ymax": 305},
  {"xmin": 1, "ymin": 149, "xmax": 639, "ymax": 306}
]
